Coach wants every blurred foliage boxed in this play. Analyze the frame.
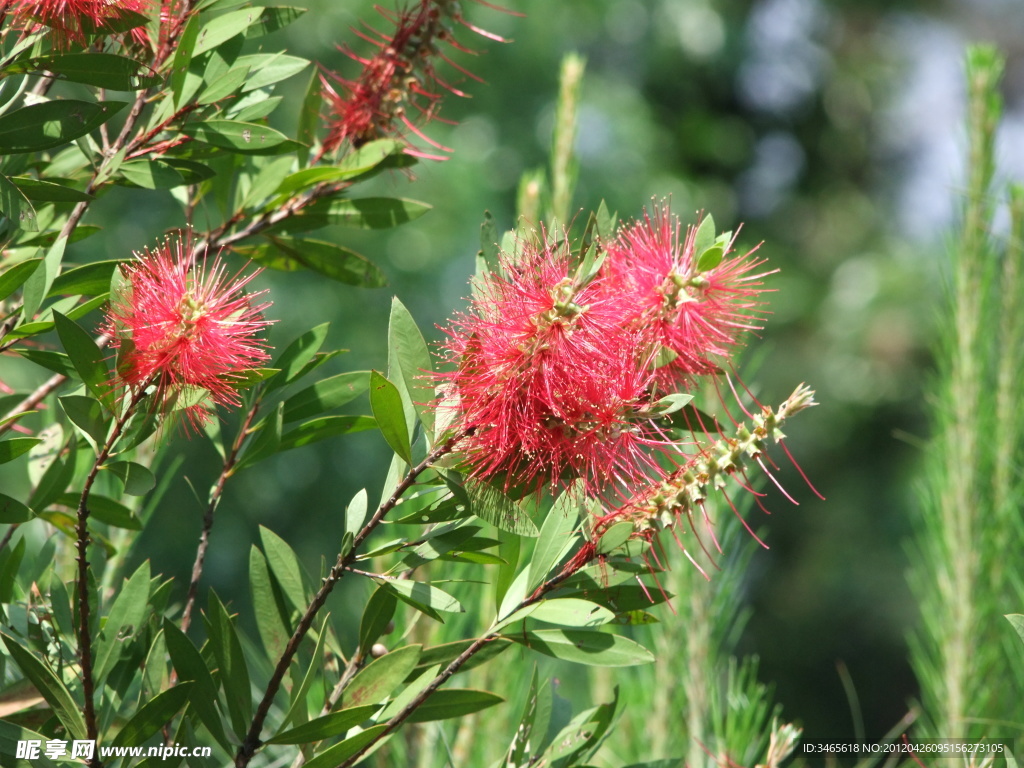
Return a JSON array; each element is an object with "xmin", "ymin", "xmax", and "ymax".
[{"xmin": 2, "ymin": 0, "xmax": 1010, "ymax": 755}]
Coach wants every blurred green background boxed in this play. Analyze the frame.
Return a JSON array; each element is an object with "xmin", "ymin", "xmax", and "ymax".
[{"xmin": 36, "ymin": 0, "xmax": 1023, "ymax": 754}]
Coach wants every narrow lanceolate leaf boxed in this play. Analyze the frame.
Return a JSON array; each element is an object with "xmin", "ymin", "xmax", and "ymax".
[
  {"xmin": 205, "ymin": 592, "xmax": 252, "ymax": 737},
  {"xmin": 193, "ymin": 6, "xmax": 267, "ymax": 54},
  {"xmin": 249, "ymin": 546, "xmax": 291, "ymax": 660},
  {"xmin": 162, "ymin": 620, "xmax": 231, "ymax": 752},
  {"xmin": 0, "ymin": 101, "xmax": 127, "ymax": 153},
  {"xmin": 528, "ymin": 489, "xmax": 580, "ymax": 590},
  {"xmin": 499, "ymin": 598, "xmax": 614, "ymax": 630},
  {"xmin": 259, "ymin": 525, "xmax": 308, "ymax": 612},
  {"xmin": 0, "ymin": 438, "xmax": 41, "ymax": 465},
  {"xmin": 111, "ymin": 683, "xmax": 193, "ymax": 747},
  {"xmin": 170, "ymin": 12, "xmax": 200, "ymax": 106},
  {"xmin": 383, "ymin": 579, "xmax": 464, "ymax": 615},
  {"xmin": 0, "ymin": 173, "xmax": 38, "ymax": 231},
  {"xmin": 506, "ymin": 629, "xmax": 655, "ymax": 667},
  {"xmin": 302, "ymin": 725, "xmax": 389, "ymax": 768},
  {"xmin": 21, "ymin": 236, "xmax": 65, "ymax": 321},
  {"xmin": 0, "ymin": 258, "xmax": 41, "ymax": 302},
  {"xmin": 53, "ymin": 312, "xmax": 110, "ymax": 406},
  {"xmin": 267, "ymin": 322, "xmax": 329, "ymax": 390},
  {"xmin": 283, "ymin": 371, "xmax": 370, "ymax": 422},
  {"xmin": 279, "ymin": 415, "xmax": 376, "ymax": 451},
  {"xmin": 369, "ymin": 371, "xmax": 412, "ymax": 464},
  {"xmin": 403, "ymin": 689, "xmax": 504, "ymax": 723},
  {"xmin": 1, "ymin": 633, "xmax": 87, "ymax": 739},
  {"xmin": 358, "ymin": 586, "xmax": 397, "ymax": 656},
  {"xmin": 1006, "ymin": 614, "xmax": 1024, "ymax": 647},
  {"xmin": 266, "ymin": 197, "xmax": 431, "ymax": 234},
  {"xmin": 239, "ymin": 402, "xmax": 283, "ymax": 469},
  {"xmin": 182, "ymin": 120, "xmax": 301, "ymax": 155},
  {"xmin": 258, "ymin": 236, "xmax": 388, "ymax": 288},
  {"xmin": 59, "ymin": 395, "xmax": 107, "ymax": 448},
  {"xmin": 342, "ymin": 644, "xmax": 421, "ymax": 708},
  {"xmin": 48, "ymin": 260, "xmax": 120, "ymax": 296},
  {"xmin": 388, "ymin": 297, "xmax": 435, "ymax": 438},
  {"xmin": 278, "ymin": 621, "xmax": 329, "ymax": 731},
  {"xmin": 464, "ymin": 478, "xmax": 539, "ymax": 537},
  {"xmin": 94, "ymin": 561, "xmax": 150, "ymax": 683},
  {"xmin": 12, "ymin": 177, "xmax": 93, "ymax": 203},
  {"xmin": 0, "ymin": 493, "xmax": 32, "ymax": 524},
  {"xmin": 269, "ymin": 706, "xmax": 378, "ymax": 745},
  {"xmin": 12, "ymin": 53, "xmax": 159, "ymax": 90},
  {"xmin": 102, "ymin": 460, "xmax": 155, "ymax": 495}
]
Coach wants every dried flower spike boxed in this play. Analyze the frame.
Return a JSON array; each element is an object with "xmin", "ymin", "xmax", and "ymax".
[{"xmin": 105, "ymin": 234, "xmax": 271, "ymax": 429}]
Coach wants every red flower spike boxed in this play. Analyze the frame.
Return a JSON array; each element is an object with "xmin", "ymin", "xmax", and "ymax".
[
  {"xmin": 604, "ymin": 203, "xmax": 773, "ymax": 390},
  {"xmin": 320, "ymin": 0, "xmax": 506, "ymax": 158},
  {"xmin": 104, "ymin": 234, "xmax": 271, "ymax": 430},
  {"xmin": 437, "ymin": 237, "xmax": 667, "ymax": 497},
  {"xmin": 9, "ymin": 0, "xmax": 151, "ymax": 49}
]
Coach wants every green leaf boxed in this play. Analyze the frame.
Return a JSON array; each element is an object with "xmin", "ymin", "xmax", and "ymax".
[
  {"xmin": 53, "ymin": 311, "xmax": 109, "ymax": 405},
  {"xmin": 479, "ymin": 210, "xmax": 500, "ymax": 273},
  {"xmin": 59, "ymin": 395, "xmax": 108, "ymax": 447},
  {"xmin": 343, "ymin": 644, "xmax": 421, "ymax": 708},
  {"xmin": 283, "ymin": 371, "xmax": 370, "ymax": 422},
  {"xmin": 260, "ymin": 525, "xmax": 307, "ymax": 611},
  {"xmin": 0, "ymin": 100, "xmax": 127, "ymax": 153},
  {"xmin": 268, "ymin": 704, "xmax": 379, "ymax": 744},
  {"xmin": 171, "ymin": 13, "xmax": 201, "ymax": 106},
  {"xmin": 507, "ymin": 629, "xmax": 654, "ymax": 667},
  {"xmin": 528, "ymin": 489, "xmax": 580, "ymax": 590},
  {"xmin": 21, "ymin": 235, "xmax": 65, "ymax": 320},
  {"xmin": 255, "ymin": 235, "xmax": 388, "ymax": 288},
  {"xmin": 345, "ymin": 488, "xmax": 368, "ymax": 544},
  {"xmin": 1006, "ymin": 614, "xmax": 1024, "ymax": 646},
  {"xmin": 501, "ymin": 598, "xmax": 614, "ymax": 629},
  {"xmin": 383, "ymin": 579, "xmax": 463, "ymax": 615},
  {"xmin": 0, "ymin": 721, "xmax": 61, "ymax": 768},
  {"xmin": 197, "ymin": 63, "xmax": 251, "ymax": 105},
  {"xmin": 693, "ymin": 213, "xmax": 715, "ymax": 257},
  {"xmin": 415, "ymin": 638, "xmax": 511, "ymax": 674},
  {"xmin": 0, "ymin": 173, "xmax": 38, "ymax": 231},
  {"xmin": 48, "ymin": 259, "xmax": 120, "ymax": 296},
  {"xmin": 182, "ymin": 119, "xmax": 301, "ymax": 155},
  {"xmin": 104, "ymin": 460, "xmax": 156, "ymax": 495},
  {"xmin": 388, "ymin": 297, "xmax": 435, "ymax": 438},
  {"xmin": 0, "ymin": 493, "xmax": 32, "ymax": 523},
  {"xmin": 94, "ymin": 560, "xmax": 150, "ymax": 683},
  {"xmin": 11, "ymin": 177, "xmax": 93, "ymax": 203},
  {"xmin": 268, "ymin": 322, "xmax": 329, "ymax": 390},
  {"xmin": 13, "ymin": 348, "xmax": 76, "ymax": 377},
  {"xmin": 240, "ymin": 401, "xmax": 283, "ymax": 468},
  {"xmin": 596, "ymin": 521, "xmax": 633, "ymax": 555},
  {"xmin": 696, "ymin": 245, "xmax": 724, "ymax": 272},
  {"xmin": 1, "ymin": 632, "xmax": 87, "ymax": 739},
  {"xmin": 111, "ymin": 683, "xmax": 193, "ymax": 747},
  {"xmin": 404, "ymin": 689, "xmax": 504, "ymax": 723},
  {"xmin": 249, "ymin": 545, "xmax": 290, "ymax": 660},
  {"xmin": 55, "ymin": 492, "xmax": 141, "ymax": 530},
  {"xmin": 279, "ymin": 619, "xmax": 328, "ymax": 730},
  {"xmin": 303, "ymin": 724, "xmax": 389, "ymax": 768},
  {"xmin": 162, "ymin": 619, "xmax": 232, "ymax": 752},
  {"xmin": 193, "ymin": 6, "xmax": 266, "ymax": 54},
  {"xmin": 237, "ymin": 52, "xmax": 309, "ymax": 92},
  {"xmin": 204, "ymin": 592, "xmax": 252, "ymax": 737},
  {"xmin": 247, "ymin": 5, "xmax": 305, "ymax": 35},
  {"xmin": 0, "ymin": 258, "xmax": 41, "ymax": 301},
  {"xmin": 279, "ymin": 415, "xmax": 376, "ymax": 451},
  {"xmin": 369, "ymin": 370, "xmax": 412, "ymax": 464},
  {"xmin": 16, "ymin": 53, "xmax": 160, "ymax": 90},
  {"xmin": 464, "ymin": 478, "xmax": 538, "ymax": 537},
  {"xmin": 118, "ymin": 159, "xmax": 190, "ymax": 189},
  {"xmin": 0, "ymin": 437, "xmax": 41, "ymax": 464},
  {"xmin": 647, "ymin": 393, "xmax": 694, "ymax": 417},
  {"xmin": 296, "ymin": 66, "xmax": 321, "ymax": 166},
  {"xmin": 359, "ymin": 585, "xmax": 397, "ymax": 656},
  {"xmin": 267, "ymin": 197, "xmax": 431, "ymax": 234}
]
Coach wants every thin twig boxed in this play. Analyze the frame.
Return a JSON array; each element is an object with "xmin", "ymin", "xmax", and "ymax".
[
  {"xmin": 234, "ymin": 430, "xmax": 467, "ymax": 768},
  {"xmin": 75, "ymin": 383, "xmax": 152, "ymax": 768},
  {"xmin": 337, "ymin": 549, "xmax": 594, "ymax": 768}
]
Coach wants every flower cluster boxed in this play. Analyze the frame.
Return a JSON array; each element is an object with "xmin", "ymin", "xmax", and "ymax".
[
  {"xmin": 437, "ymin": 201, "xmax": 815, "ymax": 568},
  {"xmin": 320, "ymin": 0, "xmax": 507, "ymax": 158},
  {"xmin": 6, "ymin": 0, "xmax": 151, "ymax": 49},
  {"xmin": 104, "ymin": 234, "xmax": 271, "ymax": 429},
  {"xmin": 438, "ymin": 203, "xmax": 775, "ymax": 499}
]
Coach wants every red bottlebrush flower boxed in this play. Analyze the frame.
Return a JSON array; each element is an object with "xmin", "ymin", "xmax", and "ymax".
[
  {"xmin": 8, "ymin": 0, "xmax": 151, "ymax": 48},
  {"xmin": 105, "ymin": 234, "xmax": 271, "ymax": 429},
  {"xmin": 320, "ymin": 0, "xmax": 508, "ymax": 158},
  {"xmin": 438, "ymin": 238, "xmax": 665, "ymax": 496},
  {"xmin": 605, "ymin": 204, "xmax": 772, "ymax": 389}
]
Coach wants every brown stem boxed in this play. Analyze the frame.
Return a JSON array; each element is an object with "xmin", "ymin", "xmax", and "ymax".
[
  {"xmin": 337, "ymin": 550, "xmax": 593, "ymax": 768},
  {"xmin": 75, "ymin": 383, "xmax": 152, "ymax": 768},
  {"xmin": 179, "ymin": 400, "xmax": 261, "ymax": 633},
  {"xmin": 0, "ymin": 524, "xmax": 18, "ymax": 553},
  {"xmin": 234, "ymin": 430, "xmax": 467, "ymax": 768}
]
